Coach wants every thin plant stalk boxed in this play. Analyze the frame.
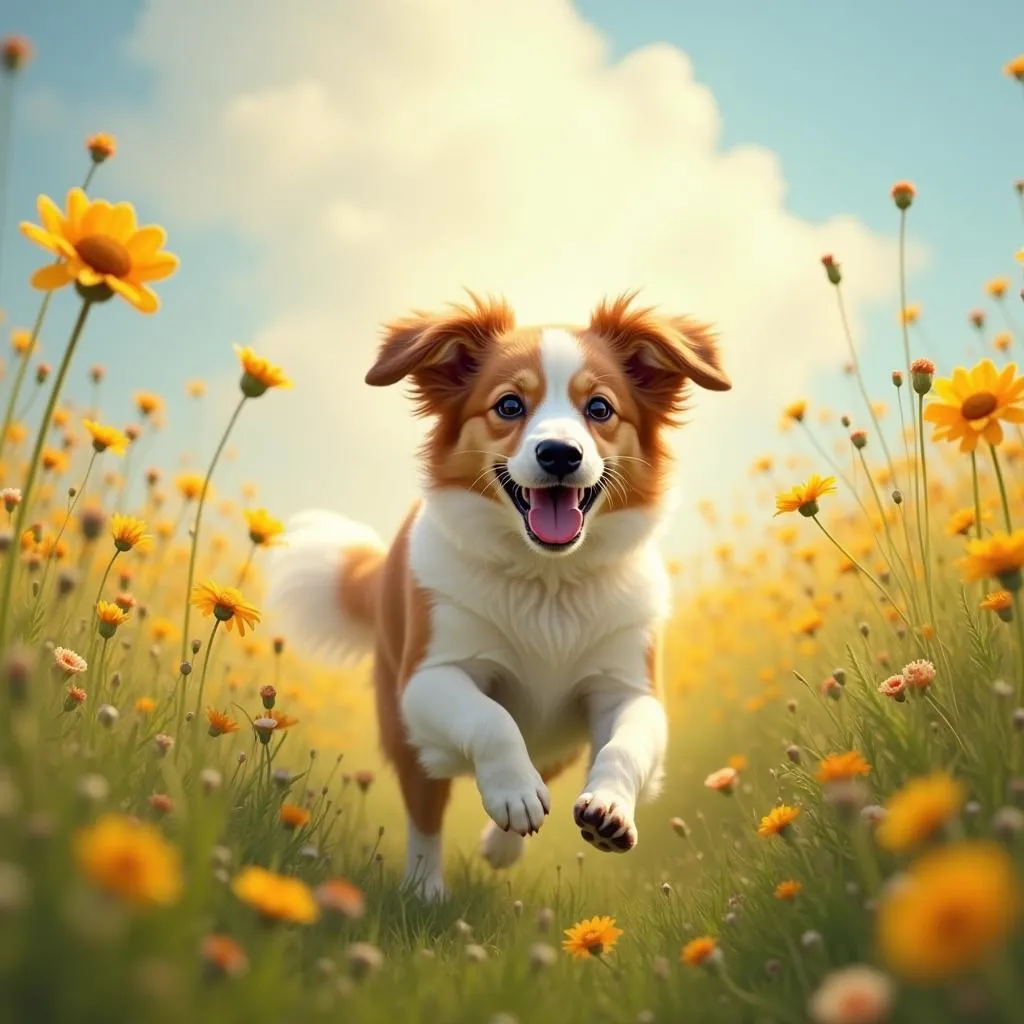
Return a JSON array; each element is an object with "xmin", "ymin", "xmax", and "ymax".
[
  {"xmin": 0, "ymin": 299, "xmax": 95, "ymax": 642},
  {"xmin": 178, "ymin": 395, "xmax": 247, "ymax": 664},
  {"xmin": 970, "ymin": 452, "xmax": 984, "ymax": 540},
  {"xmin": 989, "ymin": 444, "xmax": 1013, "ymax": 533},
  {"xmin": 812, "ymin": 516, "xmax": 911, "ymax": 628}
]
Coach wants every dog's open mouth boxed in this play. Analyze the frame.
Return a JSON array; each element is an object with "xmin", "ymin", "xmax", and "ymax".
[{"xmin": 496, "ymin": 468, "xmax": 602, "ymax": 549}]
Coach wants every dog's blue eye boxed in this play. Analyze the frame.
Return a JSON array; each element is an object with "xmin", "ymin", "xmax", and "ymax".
[
  {"xmin": 495, "ymin": 394, "xmax": 525, "ymax": 419},
  {"xmin": 585, "ymin": 396, "xmax": 614, "ymax": 422}
]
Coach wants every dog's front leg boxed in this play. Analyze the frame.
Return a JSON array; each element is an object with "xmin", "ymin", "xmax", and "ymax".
[
  {"xmin": 402, "ymin": 665, "xmax": 550, "ymax": 835},
  {"xmin": 573, "ymin": 682, "xmax": 668, "ymax": 852}
]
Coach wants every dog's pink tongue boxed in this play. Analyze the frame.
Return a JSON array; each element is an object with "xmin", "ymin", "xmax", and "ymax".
[{"xmin": 527, "ymin": 488, "xmax": 584, "ymax": 545}]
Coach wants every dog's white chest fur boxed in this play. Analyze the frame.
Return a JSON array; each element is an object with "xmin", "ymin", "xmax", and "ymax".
[{"xmin": 407, "ymin": 494, "xmax": 671, "ymax": 765}]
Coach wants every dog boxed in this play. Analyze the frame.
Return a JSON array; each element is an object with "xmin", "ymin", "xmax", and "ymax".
[{"xmin": 265, "ymin": 290, "xmax": 731, "ymax": 899}]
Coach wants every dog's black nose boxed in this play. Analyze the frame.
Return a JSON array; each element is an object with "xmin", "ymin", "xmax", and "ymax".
[{"xmin": 535, "ymin": 439, "xmax": 583, "ymax": 479}]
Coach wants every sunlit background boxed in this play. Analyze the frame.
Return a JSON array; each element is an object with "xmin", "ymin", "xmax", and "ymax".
[{"xmin": 2, "ymin": 0, "xmax": 1021, "ymax": 568}]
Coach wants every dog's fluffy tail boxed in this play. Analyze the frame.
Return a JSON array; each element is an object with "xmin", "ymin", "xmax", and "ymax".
[{"xmin": 265, "ymin": 510, "xmax": 386, "ymax": 666}]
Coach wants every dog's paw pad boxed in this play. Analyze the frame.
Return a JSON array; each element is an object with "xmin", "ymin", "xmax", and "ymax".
[{"xmin": 573, "ymin": 792, "xmax": 637, "ymax": 853}]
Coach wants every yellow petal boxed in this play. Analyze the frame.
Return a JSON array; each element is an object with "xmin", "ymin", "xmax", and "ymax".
[
  {"xmin": 105, "ymin": 202, "xmax": 138, "ymax": 243},
  {"xmin": 19, "ymin": 222, "xmax": 59, "ymax": 253},
  {"xmin": 126, "ymin": 225, "xmax": 167, "ymax": 261},
  {"xmin": 76, "ymin": 267, "xmax": 104, "ymax": 287},
  {"xmin": 65, "ymin": 188, "xmax": 89, "ymax": 242},
  {"xmin": 129, "ymin": 252, "xmax": 179, "ymax": 283},
  {"xmin": 29, "ymin": 262, "xmax": 73, "ymax": 290},
  {"xmin": 79, "ymin": 199, "xmax": 113, "ymax": 237},
  {"xmin": 108, "ymin": 276, "xmax": 159, "ymax": 314},
  {"xmin": 37, "ymin": 195, "xmax": 67, "ymax": 238},
  {"xmin": 984, "ymin": 421, "xmax": 1004, "ymax": 446}
]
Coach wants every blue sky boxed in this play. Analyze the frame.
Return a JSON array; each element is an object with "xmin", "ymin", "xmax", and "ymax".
[{"xmin": 0, "ymin": 0, "xmax": 1022, "ymax": 543}]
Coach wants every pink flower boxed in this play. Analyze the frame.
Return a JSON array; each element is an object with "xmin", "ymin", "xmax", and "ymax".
[
  {"xmin": 901, "ymin": 659, "xmax": 936, "ymax": 692},
  {"xmin": 53, "ymin": 646, "xmax": 87, "ymax": 676},
  {"xmin": 703, "ymin": 767, "xmax": 739, "ymax": 794},
  {"xmin": 809, "ymin": 964, "xmax": 894, "ymax": 1024},
  {"xmin": 878, "ymin": 675, "xmax": 907, "ymax": 702}
]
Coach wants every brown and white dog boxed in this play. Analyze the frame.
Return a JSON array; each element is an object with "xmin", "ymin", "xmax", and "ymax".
[{"xmin": 266, "ymin": 291, "xmax": 731, "ymax": 899}]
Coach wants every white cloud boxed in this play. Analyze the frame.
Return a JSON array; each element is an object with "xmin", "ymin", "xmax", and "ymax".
[{"xmin": 105, "ymin": 0, "xmax": 922, "ymax": 554}]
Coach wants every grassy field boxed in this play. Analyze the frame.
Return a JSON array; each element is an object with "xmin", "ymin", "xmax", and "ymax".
[{"xmin": 1, "ymin": 33, "xmax": 1024, "ymax": 1024}]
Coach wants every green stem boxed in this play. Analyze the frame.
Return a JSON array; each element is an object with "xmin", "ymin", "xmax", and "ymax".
[
  {"xmin": 0, "ymin": 299, "xmax": 94, "ymax": 643},
  {"xmin": 178, "ymin": 396, "xmax": 247, "ymax": 664},
  {"xmin": 834, "ymin": 284, "xmax": 899, "ymax": 484},
  {"xmin": 971, "ymin": 451, "xmax": 984, "ymax": 540},
  {"xmin": 236, "ymin": 544, "xmax": 255, "ymax": 588},
  {"xmin": 990, "ymin": 444, "xmax": 1013, "ymax": 533},
  {"xmin": 917, "ymin": 395, "xmax": 939, "ymax": 636},
  {"xmin": 812, "ymin": 515, "xmax": 911, "ymax": 627},
  {"xmin": 31, "ymin": 450, "xmax": 97, "ymax": 616},
  {"xmin": 194, "ymin": 619, "xmax": 221, "ymax": 721}
]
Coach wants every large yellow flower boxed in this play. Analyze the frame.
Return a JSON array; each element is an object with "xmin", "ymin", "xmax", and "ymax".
[
  {"xmin": 74, "ymin": 814, "xmax": 183, "ymax": 907},
  {"xmin": 19, "ymin": 187, "xmax": 178, "ymax": 313},
  {"xmin": 923, "ymin": 360, "xmax": 1024, "ymax": 453},
  {"xmin": 957, "ymin": 529, "xmax": 1024, "ymax": 588},
  {"xmin": 877, "ymin": 841, "xmax": 1022, "ymax": 983}
]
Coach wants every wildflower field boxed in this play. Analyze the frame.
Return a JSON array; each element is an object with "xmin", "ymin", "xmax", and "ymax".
[{"xmin": 2, "ymin": 31, "xmax": 1024, "ymax": 1024}]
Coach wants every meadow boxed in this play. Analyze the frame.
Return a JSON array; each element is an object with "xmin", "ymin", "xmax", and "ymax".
[{"xmin": 1, "ymin": 33, "xmax": 1024, "ymax": 1024}]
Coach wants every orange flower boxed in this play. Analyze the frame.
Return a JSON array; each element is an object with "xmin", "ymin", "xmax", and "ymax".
[
  {"xmin": 681, "ymin": 936, "xmax": 720, "ymax": 968},
  {"xmin": 890, "ymin": 180, "xmax": 915, "ymax": 210},
  {"xmin": 315, "ymin": 879, "xmax": 367, "ymax": 918},
  {"xmin": 86, "ymin": 133, "xmax": 117, "ymax": 163},
  {"xmin": 774, "ymin": 880, "xmax": 802, "ymax": 901},
  {"xmin": 200, "ymin": 934, "xmax": 249, "ymax": 978},
  {"xmin": 279, "ymin": 803, "xmax": 311, "ymax": 830},
  {"xmin": 757, "ymin": 804, "xmax": 800, "ymax": 838},
  {"xmin": 1, "ymin": 36, "xmax": 32, "ymax": 73},
  {"xmin": 816, "ymin": 751, "xmax": 871, "ymax": 783},
  {"xmin": 269, "ymin": 709, "xmax": 298, "ymax": 730},
  {"xmin": 207, "ymin": 708, "xmax": 240, "ymax": 737}
]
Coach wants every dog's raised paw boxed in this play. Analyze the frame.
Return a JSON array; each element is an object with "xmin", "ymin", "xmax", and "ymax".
[{"xmin": 573, "ymin": 791, "xmax": 637, "ymax": 853}]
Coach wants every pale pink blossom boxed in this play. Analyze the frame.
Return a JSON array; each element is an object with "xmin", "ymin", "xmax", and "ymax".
[
  {"xmin": 809, "ymin": 964, "xmax": 894, "ymax": 1024},
  {"xmin": 703, "ymin": 767, "xmax": 738, "ymax": 793},
  {"xmin": 902, "ymin": 659, "xmax": 936, "ymax": 691}
]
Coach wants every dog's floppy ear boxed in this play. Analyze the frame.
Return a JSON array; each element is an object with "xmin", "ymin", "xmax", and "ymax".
[
  {"xmin": 366, "ymin": 291, "xmax": 514, "ymax": 413},
  {"xmin": 589, "ymin": 291, "xmax": 731, "ymax": 418}
]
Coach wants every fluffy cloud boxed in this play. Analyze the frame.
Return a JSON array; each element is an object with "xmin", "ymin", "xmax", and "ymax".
[{"xmin": 106, "ymin": 0, "xmax": 915, "ymax": 552}]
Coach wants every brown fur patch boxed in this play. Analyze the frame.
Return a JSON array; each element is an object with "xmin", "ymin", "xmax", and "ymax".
[{"xmin": 371, "ymin": 504, "xmax": 451, "ymax": 835}]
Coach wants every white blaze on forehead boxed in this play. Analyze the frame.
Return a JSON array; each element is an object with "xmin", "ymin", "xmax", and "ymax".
[
  {"xmin": 534, "ymin": 327, "xmax": 586, "ymax": 435},
  {"xmin": 505, "ymin": 327, "xmax": 604, "ymax": 487}
]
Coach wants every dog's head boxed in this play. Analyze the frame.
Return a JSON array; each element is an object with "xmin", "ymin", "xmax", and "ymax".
[{"xmin": 366, "ymin": 290, "xmax": 731, "ymax": 560}]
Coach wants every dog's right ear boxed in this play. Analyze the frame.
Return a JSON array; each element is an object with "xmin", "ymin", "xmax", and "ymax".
[{"xmin": 365, "ymin": 291, "xmax": 514, "ymax": 413}]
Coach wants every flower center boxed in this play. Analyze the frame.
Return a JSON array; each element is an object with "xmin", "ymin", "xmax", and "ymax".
[
  {"xmin": 75, "ymin": 235, "xmax": 132, "ymax": 278},
  {"xmin": 960, "ymin": 391, "xmax": 998, "ymax": 421}
]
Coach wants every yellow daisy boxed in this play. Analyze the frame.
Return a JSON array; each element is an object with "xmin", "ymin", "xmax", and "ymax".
[
  {"xmin": 19, "ymin": 187, "xmax": 178, "ymax": 313},
  {"xmin": 924, "ymin": 360, "xmax": 1024, "ymax": 453}
]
